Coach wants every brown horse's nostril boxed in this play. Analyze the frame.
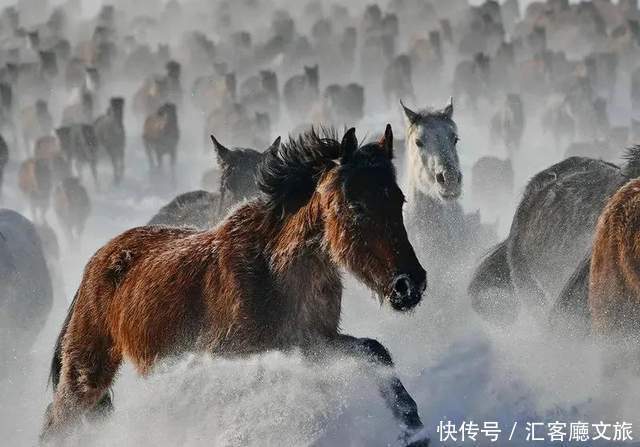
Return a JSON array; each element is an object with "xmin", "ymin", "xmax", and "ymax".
[
  {"xmin": 389, "ymin": 272, "xmax": 424, "ymax": 311},
  {"xmin": 436, "ymin": 172, "xmax": 445, "ymax": 185},
  {"xmin": 392, "ymin": 275, "xmax": 411, "ymax": 296}
]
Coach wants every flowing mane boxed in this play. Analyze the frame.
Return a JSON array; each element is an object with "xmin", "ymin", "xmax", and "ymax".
[
  {"xmin": 256, "ymin": 127, "xmax": 340, "ymax": 217},
  {"xmin": 257, "ymin": 127, "xmax": 397, "ymax": 218}
]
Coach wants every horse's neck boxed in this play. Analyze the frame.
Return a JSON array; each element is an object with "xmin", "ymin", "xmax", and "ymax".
[
  {"xmin": 403, "ymin": 140, "xmax": 462, "ymax": 225},
  {"xmin": 266, "ymin": 197, "xmax": 342, "ymax": 338},
  {"xmin": 405, "ymin": 187, "xmax": 466, "ymax": 261},
  {"xmin": 408, "ymin": 189, "xmax": 461, "ymax": 224}
]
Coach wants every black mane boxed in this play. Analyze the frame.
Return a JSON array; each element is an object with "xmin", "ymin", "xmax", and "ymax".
[
  {"xmin": 257, "ymin": 127, "xmax": 395, "ymax": 217},
  {"xmin": 257, "ymin": 127, "xmax": 341, "ymax": 217}
]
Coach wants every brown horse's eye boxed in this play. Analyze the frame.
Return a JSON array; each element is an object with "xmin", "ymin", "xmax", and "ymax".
[{"xmin": 415, "ymin": 139, "xmax": 424, "ymax": 148}]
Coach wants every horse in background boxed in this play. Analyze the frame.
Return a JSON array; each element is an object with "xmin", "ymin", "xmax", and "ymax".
[
  {"xmin": 402, "ymin": 99, "xmax": 495, "ymax": 285},
  {"xmin": 148, "ymin": 135, "xmax": 281, "ymax": 229},
  {"xmin": 490, "ymin": 93, "xmax": 525, "ymax": 156},
  {"xmin": 42, "ymin": 126, "xmax": 429, "ymax": 447},
  {"xmin": 470, "ymin": 148, "xmax": 640, "ymax": 326},
  {"xmin": 143, "ymin": 102, "xmax": 180, "ymax": 182},
  {"xmin": 0, "ymin": 209, "xmax": 52, "ymax": 378}
]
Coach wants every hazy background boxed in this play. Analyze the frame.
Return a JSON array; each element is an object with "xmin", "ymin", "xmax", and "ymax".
[{"xmin": 0, "ymin": 0, "xmax": 638, "ymax": 446}]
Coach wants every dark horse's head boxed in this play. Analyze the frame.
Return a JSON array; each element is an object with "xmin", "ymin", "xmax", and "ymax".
[
  {"xmin": 211, "ymin": 133, "xmax": 281, "ymax": 205},
  {"xmin": 258, "ymin": 126, "xmax": 427, "ymax": 311}
]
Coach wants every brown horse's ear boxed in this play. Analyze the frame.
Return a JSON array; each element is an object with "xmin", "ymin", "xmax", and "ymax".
[
  {"xmin": 211, "ymin": 134, "xmax": 230, "ymax": 164},
  {"xmin": 444, "ymin": 97, "xmax": 454, "ymax": 119},
  {"xmin": 268, "ymin": 136, "xmax": 281, "ymax": 155},
  {"xmin": 379, "ymin": 124, "xmax": 393, "ymax": 159},
  {"xmin": 341, "ymin": 127, "xmax": 358, "ymax": 163},
  {"xmin": 400, "ymin": 100, "xmax": 420, "ymax": 124}
]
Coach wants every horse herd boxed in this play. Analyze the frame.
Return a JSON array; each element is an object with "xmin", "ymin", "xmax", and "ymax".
[
  {"xmin": 2, "ymin": 0, "xmax": 640, "ymax": 445},
  {"xmin": 31, "ymin": 100, "xmax": 640, "ymax": 446}
]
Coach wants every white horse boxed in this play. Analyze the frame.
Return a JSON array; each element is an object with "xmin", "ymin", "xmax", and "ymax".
[{"xmin": 402, "ymin": 99, "xmax": 495, "ymax": 283}]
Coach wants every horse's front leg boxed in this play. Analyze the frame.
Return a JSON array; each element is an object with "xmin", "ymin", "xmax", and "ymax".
[{"xmin": 332, "ymin": 334, "xmax": 429, "ymax": 447}]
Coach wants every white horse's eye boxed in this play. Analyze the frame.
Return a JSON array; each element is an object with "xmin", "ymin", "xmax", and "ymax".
[{"xmin": 415, "ymin": 139, "xmax": 424, "ymax": 148}]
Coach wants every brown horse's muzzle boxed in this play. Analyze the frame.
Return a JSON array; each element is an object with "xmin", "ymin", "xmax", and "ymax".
[{"xmin": 388, "ymin": 268, "xmax": 427, "ymax": 311}]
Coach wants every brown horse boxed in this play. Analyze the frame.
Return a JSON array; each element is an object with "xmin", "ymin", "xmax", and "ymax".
[
  {"xmin": 143, "ymin": 102, "xmax": 180, "ymax": 180},
  {"xmin": 42, "ymin": 126, "xmax": 429, "ymax": 446},
  {"xmin": 589, "ymin": 177, "xmax": 640, "ymax": 337}
]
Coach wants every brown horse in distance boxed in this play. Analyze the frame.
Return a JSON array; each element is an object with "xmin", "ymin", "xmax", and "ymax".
[{"xmin": 42, "ymin": 126, "xmax": 429, "ymax": 446}]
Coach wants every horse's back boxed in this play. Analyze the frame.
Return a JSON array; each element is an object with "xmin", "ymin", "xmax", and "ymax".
[
  {"xmin": 147, "ymin": 190, "xmax": 220, "ymax": 229},
  {"xmin": 508, "ymin": 156, "xmax": 625, "ymax": 301},
  {"xmin": 89, "ymin": 224, "xmax": 204, "ymax": 284},
  {"xmin": 72, "ymin": 224, "xmax": 211, "ymax": 369}
]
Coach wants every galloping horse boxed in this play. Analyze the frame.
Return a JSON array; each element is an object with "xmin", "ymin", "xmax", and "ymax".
[
  {"xmin": 589, "ymin": 177, "xmax": 640, "ymax": 338},
  {"xmin": 42, "ymin": 126, "xmax": 429, "ymax": 446}
]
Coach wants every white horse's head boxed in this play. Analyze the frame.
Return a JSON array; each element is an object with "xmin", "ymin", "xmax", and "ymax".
[{"xmin": 403, "ymin": 98, "xmax": 462, "ymax": 201}]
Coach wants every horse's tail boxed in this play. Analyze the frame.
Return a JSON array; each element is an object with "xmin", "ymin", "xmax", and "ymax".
[
  {"xmin": 49, "ymin": 291, "xmax": 79, "ymax": 391},
  {"xmin": 468, "ymin": 239, "xmax": 518, "ymax": 325}
]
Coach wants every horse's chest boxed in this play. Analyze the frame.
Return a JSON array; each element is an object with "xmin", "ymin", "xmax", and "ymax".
[{"xmin": 274, "ymin": 262, "xmax": 342, "ymax": 344}]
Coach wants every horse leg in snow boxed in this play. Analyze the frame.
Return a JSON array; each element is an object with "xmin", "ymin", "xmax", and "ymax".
[
  {"xmin": 112, "ymin": 154, "xmax": 124, "ymax": 185},
  {"xmin": 29, "ymin": 199, "xmax": 37, "ymax": 222},
  {"xmin": 117, "ymin": 156, "xmax": 125, "ymax": 185},
  {"xmin": 170, "ymin": 150, "xmax": 176, "ymax": 185},
  {"xmin": 508, "ymin": 238, "xmax": 546, "ymax": 310},
  {"xmin": 75, "ymin": 159, "xmax": 83, "ymax": 180},
  {"xmin": 145, "ymin": 145, "xmax": 155, "ymax": 171},
  {"xmin": 549, "ymin": 254, "xmax": 591, "ymax": 337},
  {"xmin": 90, "ymin": 161, "xmax": 99, "ymax": 190},
  {"xmin": 41, "ymin": 331, "xmax": 122, "ymax": 441},
  {"xmin": 156, "ymin": 150, "xmax": 163, "ymax": 171},
  {"xmin": 332, "ymin": 335, "xmax": 427, "ymax": 446}
]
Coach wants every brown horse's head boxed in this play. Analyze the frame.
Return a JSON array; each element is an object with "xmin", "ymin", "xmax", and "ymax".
[
  {"xmin": 258, "ymin": 126, "xmax": 426, "ymax": 311},
  {"xmin": 324, "ymin": 126, "xmax": 426, "ymax": 311}
]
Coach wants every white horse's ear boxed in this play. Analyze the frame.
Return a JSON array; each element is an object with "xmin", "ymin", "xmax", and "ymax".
[
  {"xmin": 400, "ymin": 100, "xmax": 420, "ymax": 124},
  {"xmin": 444, "ymin": 97, "xmax": 454, "ymax": 119}
]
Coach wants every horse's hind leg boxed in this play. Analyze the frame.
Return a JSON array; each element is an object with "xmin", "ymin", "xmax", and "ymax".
[
  {"xmin": 90, "ymin": 161, "xmax": 99, "ymax": 190},
  {"xmin": 41, "ymin": 334, "xmax": 122, "ymax": 441},
  {"xmin": 333, "ymin": 335, "xmax": 428, "ymax": 446},
  {"xmin": 169, "ymin": 150, "xmax": 176, "ymax": 185}
]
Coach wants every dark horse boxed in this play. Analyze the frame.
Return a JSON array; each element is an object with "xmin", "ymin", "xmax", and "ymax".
[
  {"xmin": 469, "ymin": 148, "xmax": 640, "ymax": 326},
  {"xmin": 147, "ymin": 135, "xmax": 281, "ymax": 229},
  {"xmin": 42, "ymin": 127, "xmax": 429, "ymax": 446},
  {"xmin": 0, "ymin": 209, "xmax": 52, "ymax": 375}
]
